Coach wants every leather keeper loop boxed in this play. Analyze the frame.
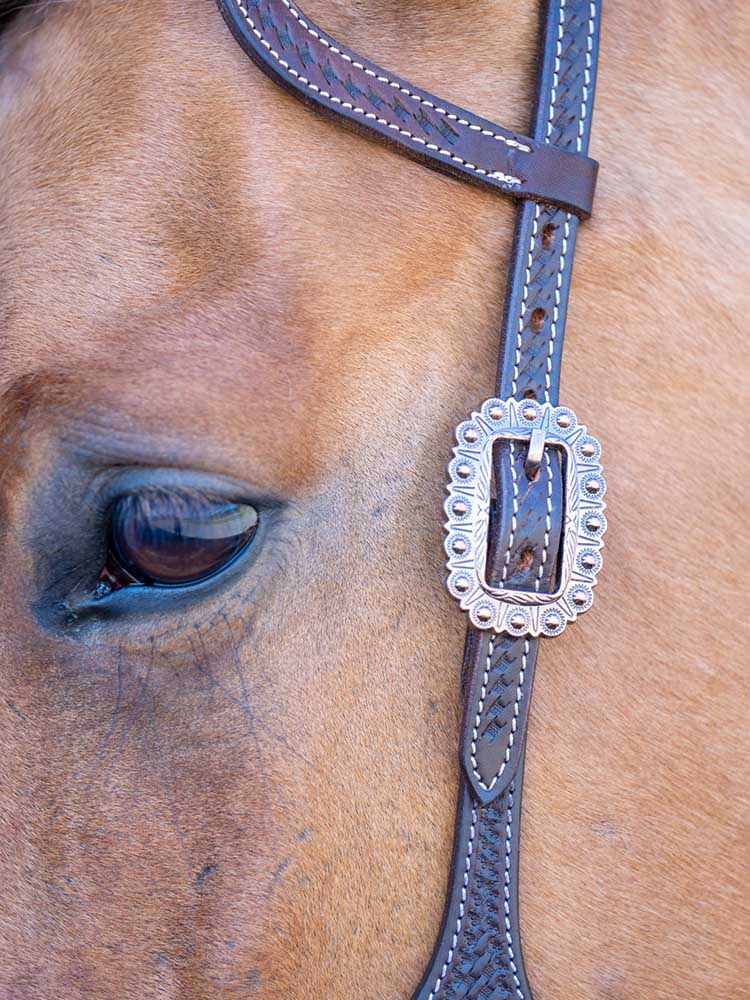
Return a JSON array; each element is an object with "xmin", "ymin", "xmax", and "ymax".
[{"xmin": 218, "ymin": 0, "xmax": 598, "ymax": 217}]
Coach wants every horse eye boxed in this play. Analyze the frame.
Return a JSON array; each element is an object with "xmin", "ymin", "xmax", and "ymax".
[{"xmin": 100, "ymin": 489, "xmax": 259, "ymax": 590}]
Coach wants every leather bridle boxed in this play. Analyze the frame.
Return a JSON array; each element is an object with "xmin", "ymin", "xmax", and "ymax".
[{"xmin": 217, "ymin": 1, "xmax": 603, "ymax": 996}]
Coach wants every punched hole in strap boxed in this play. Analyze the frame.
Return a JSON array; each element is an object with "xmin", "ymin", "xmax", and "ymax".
[{"xmin": 530, "ymin": 307, "xmax": 546, "ymax": 333}]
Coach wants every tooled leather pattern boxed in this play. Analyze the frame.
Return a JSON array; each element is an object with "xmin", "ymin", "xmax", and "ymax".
[
  {"xmin": 505, "ymin": 204, "xmax": 580, "ymax": 404},
  {"xmin": 461, "ymin": 429, "xmax": 563, "ymax": 801},
  {"xmin": 462, "ymin": 0, "xmax": 599, "ymax": 806},
  {"xmin": 415, "ymin": 779, "xmax": 530, "ymax": 1000},
  {"xmin": 463, "ymin": 443, "xmax": 563, "ymax": 801},
  {"xmin": 461, "ymin": 635, "xmax": 535, "ymax": 806},
  {"xmin": 215, "ymin": 2, "xmax": 600, "ymax": 999},
  {"xmin": 217, "ymin": 0, "xmax": 598, "ymax": 215},
  {"xmin": 504, "ymin": 0, "xmax": 597, "ymax": 400},
  {"xmin": 417, "ymin": 3, "xmax": 600, "ymax": 999}
]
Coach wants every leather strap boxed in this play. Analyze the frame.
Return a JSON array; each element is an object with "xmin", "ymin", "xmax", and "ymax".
[
  {"xmin": 217, "ymin": 0, "xmax": 599, "ymax": 217},
  {"xmin": 217, "ymin": 1, "xmax": 601, "ymax": 997},
  {"xmin": 415, "ymin": 4, "xmax": 600, "ymax": 998},
  {"xmin": 466, "ymin": 0, "xmax": 598, "ymax": 805}
]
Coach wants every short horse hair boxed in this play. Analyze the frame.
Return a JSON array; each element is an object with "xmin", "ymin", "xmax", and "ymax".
[{"xmin": 0, "ymin": 0, "xmax": 35, "ymax": 32}]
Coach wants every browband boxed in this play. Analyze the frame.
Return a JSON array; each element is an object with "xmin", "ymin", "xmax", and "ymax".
[
  {"xmin": 218, "ymin": 1, "xmax": 603, "ymax": 998},
  {"xmin": 217, "ymin": 0, "xmax": 599, "ymax": 218}
]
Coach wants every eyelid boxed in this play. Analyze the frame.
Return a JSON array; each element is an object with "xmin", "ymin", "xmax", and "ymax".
[
  {"xmin": 31, "ymin": 465, "xmax": 282, "ymax": 633},
  {"xmin": 114, "ymin": 487, "xmax": 258, "ymax": 520},
  {"xmin": 84, "ymin": 466, "xmax": 283, "ymax": 522}
]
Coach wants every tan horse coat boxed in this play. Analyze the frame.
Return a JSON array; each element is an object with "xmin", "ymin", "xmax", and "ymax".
[{"xmin": 0, "ymin": 2, "xmax": 748, "ymax": 998}]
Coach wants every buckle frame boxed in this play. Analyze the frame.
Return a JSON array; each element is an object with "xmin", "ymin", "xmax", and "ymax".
[{"xmin": 444, "ymin": 398, "xmax": 606, "ymax": 637}]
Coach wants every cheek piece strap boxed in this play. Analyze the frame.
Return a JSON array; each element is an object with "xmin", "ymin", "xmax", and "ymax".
[{"xmin": 217, "ymin": 2, "xmax": 603, "ymax": 997}]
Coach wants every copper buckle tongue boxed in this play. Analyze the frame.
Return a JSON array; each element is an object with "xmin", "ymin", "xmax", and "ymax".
[
  {"xmin": 523, "ymin": 426, "xmax": 546, "ymax": 480},
  {"xmin": 444, "ymin": 398, "xmax": 607, "ymax": 638}
]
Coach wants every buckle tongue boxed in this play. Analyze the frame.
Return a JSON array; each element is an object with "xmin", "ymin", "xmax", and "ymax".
[{"xmin": 523, "ymin": 426, "xmax": 546, "ymax": 479}]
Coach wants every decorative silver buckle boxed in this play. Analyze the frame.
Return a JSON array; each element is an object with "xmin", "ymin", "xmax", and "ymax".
[{"xmin": 444, "ymin": 398, "xmax": 606, "ymax": 637}]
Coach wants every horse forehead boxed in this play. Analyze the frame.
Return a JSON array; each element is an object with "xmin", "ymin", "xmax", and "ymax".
[{"xmin": 0, "ymin": 2, "xmax": 479, "ymax": 421}]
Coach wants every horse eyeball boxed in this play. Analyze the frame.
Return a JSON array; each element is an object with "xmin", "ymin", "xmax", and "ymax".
[{"xmin": 105, "ymin": 488, "xmax": 258, "ymax": 588}]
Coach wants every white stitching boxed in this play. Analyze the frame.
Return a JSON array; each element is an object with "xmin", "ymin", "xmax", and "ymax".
[
  {"xmin": 578, "ymin": 2, "xmax": 596, "ymax": 153},
  {"xmin": 502, "ymin": 8, "xmax": 598, "ymax": 1000},
  {"xmin": 231, "ymin": 2, "xmax": 524, "ymax": 185},
  {"xmin": 505, "ymin": 788, "xmax": 525, "ymax": 999},
  {"xmin": 276, "ymin": 0, "xmax": 531, "ymax": 152},
  {"xmin": 535, "ymin": 451, "xmax": 553, "ymax": 591},
  {"xmin": 470, "ymin": 639, "xmax": 528, "ymax": 792},
  {"xmin": 542, "ymin": 0, "xmax": 595, "ymax": 401},
  {"xmin": 543, "ymin": 213, "xmax": 569, "ymax": 401},
  {"xmin": 469, "ymin": 436, "xmax": 520, "ymax": 792},
  {"xmin": 500, "ymin": 442, "xmax": 520, "ymax": 584},
  {"xmin": 541, "ymin": 0, "xmax": 570, "ymax": 404},
  {"xmin": 511, "ymin": 205, "xmax": 540, "ymax": 397},
  {"xmin": 474, "ymin": 0, "xmax": 599, "ymax": 818},
  {"xmin": 546, "ymin": 0, "xmax": 565, "ymax": 141},
  {"xmin": 426, "ymin": 808, "xmax": 478, "ymax": 1000},
  {"xmin": 234, "ymin": 3, "xmax": 594, "ymax": 997}
]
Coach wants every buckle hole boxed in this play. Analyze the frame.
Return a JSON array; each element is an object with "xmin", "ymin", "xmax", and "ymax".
[
  {"xmin": 518, "ymin": 547, "xmax": 534, "ymax": 573},
  {"xmin": 530, "ymin": 307, "xmax": 546, "ymax": 333},
  {"xmin": 542, "ymin": 222, "xmax": 556, "ymax": 248}
]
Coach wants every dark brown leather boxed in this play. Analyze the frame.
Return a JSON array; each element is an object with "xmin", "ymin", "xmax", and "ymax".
[
  {"xmin": 217, "ymin": 1, "xmax": 602, "ymax": 998},
  {"xmin": 414, "ymin": 3, "xmax": 602, "ymax": 997},
  {"xmin": 217, "ymin": 0, "xmax": 599, "ymax": 218}
]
